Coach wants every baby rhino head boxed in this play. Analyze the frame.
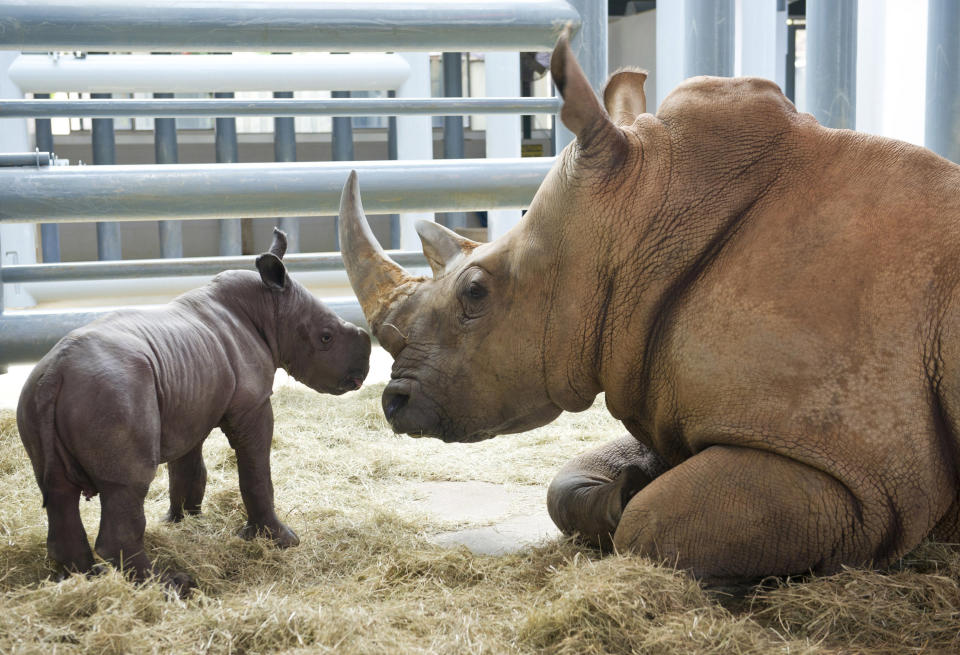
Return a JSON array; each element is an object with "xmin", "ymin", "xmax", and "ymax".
[{"xmin": 255, "ymin": 228, "xmax": 371, "ymax": 395}]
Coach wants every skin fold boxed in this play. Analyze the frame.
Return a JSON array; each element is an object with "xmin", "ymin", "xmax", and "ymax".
[
  {"xmin": 338, "ymin": 30, "xmax": 960, "ymax": 583},
  {"xmin": 17, "ymin": 229, "xmax": 371, "ymax": 594}
]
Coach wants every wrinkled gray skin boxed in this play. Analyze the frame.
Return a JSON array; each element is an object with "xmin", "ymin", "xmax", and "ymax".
[
  {"xmin": 339, "ymin": 31, "xmax": 960, "ymax": 583},
  {"xmin": 17, "ymin": 229, "xmax": 370, "ymax": 593}
]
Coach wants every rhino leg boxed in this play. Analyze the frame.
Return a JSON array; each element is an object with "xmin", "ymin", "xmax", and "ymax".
[
  {"xmin": 94, "ymin": 479, "xmax": 194, "ymax": 594},
  {"xmin": 614, "ymin": 445, "xmax": 875, "ymax": 581},
  {"xmin": 44, "ymin": 465, "xmax": 95, "ymax": 575},
  {"xmin": 223, "ymin": 401, "xmax": 299, "ymax": 548},
  {"xmin": 547, "ymin": 435, "xmax": 669, "ymax": 549},
  {"xmin": 164, "ymin": 443, "xmax": 207, "ymax": 522}
]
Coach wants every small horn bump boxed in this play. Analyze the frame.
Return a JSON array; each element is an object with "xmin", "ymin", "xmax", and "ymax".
[{"xmin": 269, "ymin": 227, "xmax": 288, "ymax": 259}]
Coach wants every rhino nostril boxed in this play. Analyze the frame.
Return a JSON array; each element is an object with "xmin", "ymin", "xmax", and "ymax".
[{"xmin": 384, "ymin": 392, "xmax": 409, "ymax": 421}]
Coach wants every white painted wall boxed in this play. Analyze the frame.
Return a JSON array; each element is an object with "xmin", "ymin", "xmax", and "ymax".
[{"xmin": 395, "ymin": 53, "xmax": 434, "ymax": 251}]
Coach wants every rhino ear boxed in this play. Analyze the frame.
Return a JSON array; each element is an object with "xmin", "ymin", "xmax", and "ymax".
[
  {"xmin": 415, "ymin": 220, "xmax": 480, "ymax": 277},
  {"xmin": 603, "ymin": 69, "xmax": 648, "ymax": 126},
  {"xmin": 256, "ymin": 253, "xmax": 287, "ymax": 290},
  {"xmin": 551, "ymin": 26, "xmax": 619, "ymax": 152}
]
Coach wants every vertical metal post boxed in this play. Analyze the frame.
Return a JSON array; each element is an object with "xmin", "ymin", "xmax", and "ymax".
[
  {"xmin": 91, "ymin": 92, "xmax": 122, "ymax": 260},
  {"xmin": 442, "ymin": 52, "xmax": 467, "ymax": 229},
  {"xmin": 806, "ymin": 0, "xmax": 857, "ymax": 130},
  {"xmin": 555, "ymin": 0, "xmax": 607, "ymax": 152},
  {"xmin": 153, "ymin": 91, "xmax": 183, "ymax": 258},
  {"xmin": 785, "ymin": 20, "xmax": 798, "ymax": 104},
  {"xmin": 0, "ymin": 227, "xmax": 4, "ymax": 374},
  {"xmin": 684, "ymin": 0, "xmax": 734, "ymax": 78},
  {"xmin": 273, "ymin": 90, "xmax": 300, "ymax": 252},
  {"xmin": 34, "ymin": 91, "xmax": 60, "ymax": 262},
  {"xmin": 214, "ymin": 91, "xmax": 242, "ymax": 255},
  {"xmin": 331, "ymin": 90, "xmax": 353, "ymax": 250},
  {"xmin": 926, "ymin": 0, "xmax": 960, "ymax": 163},
  {"xmin": 387, "ymin": 89, "xmax": 401, "ymax": 249}
]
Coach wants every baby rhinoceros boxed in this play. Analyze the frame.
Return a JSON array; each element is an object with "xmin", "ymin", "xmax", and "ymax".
[{"xmin": 17, "ymin": 228, "xmax": 370, "ymax": 594}]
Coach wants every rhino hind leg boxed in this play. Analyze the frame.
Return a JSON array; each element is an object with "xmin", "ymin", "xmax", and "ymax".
[
  {"xmin": 547, "ymin": 435, "xmax": 669, "ymax": 549},
  {"xmin": 164, "ymin": 444, "xmax": 207, "ymax": 522},
  {"xmin": 614, "ymin": 445, "xmax": 881, "ymax": 582},
  {"xmin": 95, "ymin": 480, "xmax": 194, "ymax": 595},
  {"xmin": 44, "ymin": 466, "xmax": 95, "ymax": 576}
]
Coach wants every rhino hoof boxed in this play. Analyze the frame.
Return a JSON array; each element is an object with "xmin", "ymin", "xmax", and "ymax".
[
  {"xmin": 162, "ymin": 570, "xmax": 196, "ymax": 598},
  {"xmin": 239, "ymin": 522, "xmax": 300, "ymax": 549}
]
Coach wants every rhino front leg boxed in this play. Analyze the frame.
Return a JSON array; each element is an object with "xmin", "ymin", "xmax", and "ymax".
[
  {"xmin": 223, "ymin": 402, "xmax": 299, "ymax": 548},
  {"xmin": 614, "ymin": 445, "xmax": 879, "ymax": 582},
  {"xmin": 548, "ymin": 435, "xmax": 669, "ymax": 548},
  {"xmin": 164, "ymin": 443, "xmax": 207, "ymax": 522}
]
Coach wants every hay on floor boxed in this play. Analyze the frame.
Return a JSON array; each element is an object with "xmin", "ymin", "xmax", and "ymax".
[{"xmin": 0, "ymin": 382, "xmax": 958, "ymax": 654}]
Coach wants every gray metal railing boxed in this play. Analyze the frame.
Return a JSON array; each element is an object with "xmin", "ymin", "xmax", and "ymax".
[{"xmin": 0, "ymin": 0, "xmax": 598, "ymax": 370}]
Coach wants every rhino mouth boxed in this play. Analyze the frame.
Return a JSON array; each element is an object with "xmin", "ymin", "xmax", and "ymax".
[{"xmin": 382, "ymin": 378, "xmax": 413, "ymax": 425}]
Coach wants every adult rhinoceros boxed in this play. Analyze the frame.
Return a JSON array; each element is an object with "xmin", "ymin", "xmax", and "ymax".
[{"xmin": 337, "ymin": 32, "xmax": 960, "ymax": 581}]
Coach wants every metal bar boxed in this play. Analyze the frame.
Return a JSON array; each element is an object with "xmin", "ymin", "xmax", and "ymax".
[
  {"xmin": 0, "ymin": 297, "xmax": 368, "ymax": 366},
  {"xmin": 91, "ymin": 92, "xmax": 122, "ymax": 260},
  {"xmin": 33, "ymin": 92, "xmax": 60, "ymax": 263},
  {"xmin": 8, "ymin": 52, "xmax": 411, "ymax": 94},
  {"xmin": 684, "ymin": 0, "xmax": 734, "ymax": 78},
  {"xmin": 387, "ymin": 90, "xmax": 401, "ymax": 250},
  {"xmin": 0, "ymin": 151, "xmax": 51, "ymax": 166},
  {"xmin": 0, "ymin": 158, "xmax": 555, "ymax": 222},
  {"xmin": 273, "ymin": 91, "xmax": 300, "ymax": 253},
  {"xmin": 926, "ymin": 0, "xmax": 960, "ymax": 163},
  {"xmin": 806, "ymin": 0, "xmax": 857, "ymax": 129},
  {"xmin": 2, "ymin": 251, "xmax": 429, "ymax": 283},
  {"xmin": 154, "ymin": 92, "xmax": 183, "ymax": 258},
  {"xmin": 0, "ymin": 228, "xmax": 5, "ymax": 373},
  {"xmin": 0, "ymin": 0, "xmax": 580, "ymax": 52},
  {"xmin": 443, "ymin": 53, "xmax": 467, "ymax": 230},
  {"xmin": 215, "ymin": 91, "xmax": 242, "ymax": 256},
  {"xmin": 0, "ymin": 97, "xmax": 562, "ymax": 118},
  {"xmin": 331, "ymin": 90, "xmax": 354, "ymax": 251}
]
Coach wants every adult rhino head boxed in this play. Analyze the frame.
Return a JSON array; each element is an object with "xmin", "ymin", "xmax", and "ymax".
[{"xmin": 339, "ymin": 31, "xmax": 681, "ymax": 443}]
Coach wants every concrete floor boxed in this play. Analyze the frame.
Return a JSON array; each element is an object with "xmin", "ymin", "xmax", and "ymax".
[{"xmin": 0, "ymin": 345, "xmax": 559, "ymax": 555}]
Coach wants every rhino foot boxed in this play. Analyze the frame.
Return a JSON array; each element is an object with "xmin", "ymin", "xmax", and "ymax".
[{"xmin": 239, "ymin": 521, "xmax": 300, "ymax": 548}]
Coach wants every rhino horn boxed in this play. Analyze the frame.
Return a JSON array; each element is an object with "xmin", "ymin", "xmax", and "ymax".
[
  {"xmin": 338, "ymin": 170, "xmax": 413, "ymax": 325},
  {"xmin": 268, "ymin": 226, "xmax": 288, "ymax": 259},
  {"xmin": 415, "ymin": 220, "xmax": 480, "ymax": 277},
  {"xmin": 551, "ymin": 26, "xmax": 623, "ymax": 154}
]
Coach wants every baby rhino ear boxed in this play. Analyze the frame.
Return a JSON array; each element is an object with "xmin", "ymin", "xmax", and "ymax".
[{"xmin": 256, "ymin": 227, "xmax": 288, "ymax": 290}]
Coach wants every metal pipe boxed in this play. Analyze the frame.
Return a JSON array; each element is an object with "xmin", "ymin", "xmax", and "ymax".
[
  {"xmin": 91, "ymin": 92, "xmax": 122, "ymax": 260},
  {"xmin": 2, "ymin": 251, "xmax": 429, "ymax": 283},
  {"xmin": 331, "ymin": 91, "xmax": 355, "ymax": 162},
  {"xmin": 684, "ymin": 0, "xmax": 734, "ymax": 78},
  {"xmin": 0, "ymin": 151, "xmax": 51, "ymax": 166},
  {"xmin": 215, "ymin": 91, "xmax": 242, "ymax": 256},
  {"xmin": 0, "ymin": 0, "xmax": 580, "ymax": 52},
  {"xmin": 0, "ymin": 297, "xmax": 368, "ymax": 366},
  {"xmin": 387, "ymin": 90, "xmax": 401, "ymax": 250},
  {"xmin": 154, "ymin": 92, "xmax": 183, "ymax": 258},
  {"xmin": 0, "ymin": 158, "xmax": 555, "ymax": 222},
  {"xmin": 926, "ymin": 0, "xmax": 960, "ymax": 163},
  {"xmin": 806, "ymin": 0, "xmax": 857, "ymax": 129},
  {"xmin": 274, "ymin": 91, "xmax": 300, "ymax": 253},
  {"xmin": 33, "ymin": 92, "xmax": 60, "ymax": 263},
  {"xmin": 0, "ymin": 97, "xmax": 563, "ymax": 119},
  {"xmin": 443, "ymin": 52, "xmax": 467, "ymax": 230},
  {"xmin": 8, "ymin": 53, "xmax": 411, "ymax": 94}
]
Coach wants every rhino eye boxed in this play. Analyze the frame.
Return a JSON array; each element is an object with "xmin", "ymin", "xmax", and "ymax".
[
  {"xmin": 320, "ymin": 333, "xmax": 332, "ymax": 344},
  {"xmin": 468, "ymin": 281, "xmax": 487, "ymax": 300}
]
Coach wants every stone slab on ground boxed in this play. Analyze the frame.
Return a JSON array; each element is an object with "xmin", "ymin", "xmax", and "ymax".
[{"xmin": 407, "ymin": 480, "xmax": 560, "ymax": 555}]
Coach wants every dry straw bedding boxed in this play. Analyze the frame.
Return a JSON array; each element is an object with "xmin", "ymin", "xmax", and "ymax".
[{"xmin": 0, "ymin": 382, "xmax": 957, "ymax": 654}]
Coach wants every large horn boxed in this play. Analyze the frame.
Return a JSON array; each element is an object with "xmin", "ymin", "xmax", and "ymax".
[{"xmin": 338, "ymin": 170, "xmax": 412, "ymax": 326}]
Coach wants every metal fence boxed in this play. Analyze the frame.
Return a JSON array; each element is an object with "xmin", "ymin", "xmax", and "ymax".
[{"xmin": 0, "ymin": 0, "xmax": 607, "ymax": 370}]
